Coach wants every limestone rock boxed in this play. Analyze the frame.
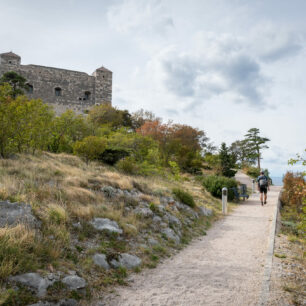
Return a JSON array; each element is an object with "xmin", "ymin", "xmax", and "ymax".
[
  {"xmin": 0, "ymin": 201, "xmax": 39, "ymax": 228},
  {"xmin": 134, "ymin": 207, "xmax": 153, "ymax": 218},
  {"xmin": 93, "ymin": 254, "xmax": 110, "ymax": 270},
  {"xmin": 110, "ymin": 253, "xmax": 142, "ymax": 269},
  {"xmin": 9, "ymin": 273, "xmax": 53, "ymax": 297},
  {"xmin": 90, "ymin": 218, "xmax": 123, "ymax": 234},
  {"xmin": 167, "ymin": 214, "xmax": 182, "ymax": 228},
  {"xmin": 198, "ymin": 206, "xmax": 213, "ymax": 217},
  {"xmin": 152, "ymin": 215, "xmax": 162, "ymax": 223},
  {"xmin": 62, "ymin": 275, "xmax": 86, "ymax": 290},
  {"xmin": 147, "ymin": 237, "xmax": 159, "ymax": 246},
  {"xmin": 161, "ymin": 228, "xmax": 180, "ymax": 244}
]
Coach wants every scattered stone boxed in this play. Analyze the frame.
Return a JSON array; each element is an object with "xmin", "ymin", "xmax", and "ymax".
[
  {"xmin": 161, "ymin": 228, "xmax": 180, "ymax": 244},
  {"xmin": 110, "ymin": 253, "xmax": 142, "ymax": 269},
  {"xmin": 62, "ymin": 275, "xmax": 86, "ymax": 290},
  {"xmin": 101, "ymin": 186, "xmax": 117, "ymax": 198},
  {"xmin": 90, "ymin": 218, "xmax": 123, "ymax": 234},
  {"xmin": 152, "ymin": 215, "xmax": 162, "ymax": 223},
  {"xmin": 160, "ymin": 196, "xmax": 175, "ymax": 205},
  {"xmin": 0, "ymin": 201, "xmax": 40, "ymax": 228},
  {"xmin": 93, "ymin": 254, "xmax": 110, "ymax": 270},
  {"xmin": 198, "ymin": 206, "xmax": 213, "ymax": 217},
  {"xmin": 167, "ymin": 214, "xmax": 182, "ymax": 228},
  {"xmin": 147, "ymin": 238, "xmax": 159, "ymax": 246},
  {"xmin": 134, "ymin": 207, "xmax": 153, "ymax": 218},
  {"xmin": 9, "ymin": 273, "xmax": 53, "ymax": 297}
]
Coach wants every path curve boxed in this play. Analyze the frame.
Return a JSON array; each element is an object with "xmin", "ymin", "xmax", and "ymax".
[{"xmin": 99, "ymin": 187, "xmax": 281, "ymax": 306}]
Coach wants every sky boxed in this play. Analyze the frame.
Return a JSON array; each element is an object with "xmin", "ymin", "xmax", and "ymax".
[{"xmin": 0, "ymin": 0, "xmax": 305, "ymax": 176}]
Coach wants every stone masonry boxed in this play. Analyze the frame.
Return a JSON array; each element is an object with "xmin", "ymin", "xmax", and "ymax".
[{"xmin": 0, "ymin": 51, "xmax": 112, "ymax": 114}]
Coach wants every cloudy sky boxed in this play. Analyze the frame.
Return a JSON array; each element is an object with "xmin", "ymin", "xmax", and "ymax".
[{"xmin": 0, "ymin": 0, "xmax": 305, "ymax": 176}]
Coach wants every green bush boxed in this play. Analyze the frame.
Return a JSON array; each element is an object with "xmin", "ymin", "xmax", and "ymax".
[
  {"xmin": 246, "ymin": 166, "xmax": 260, "ymax": 178},
  {"xmin": 73, "ymin": 136, "xmax": 106, "ymax": 163},
  {"xmin": 172, "ymin": 188, "xmax": 196, "ymax": 208},
  {"xmin": 116, "ymin": 157, "xmax": 139, "ymax": 175},
  {"xmin": 202, "ymin": 175, "xmax": 237, "ymax": 201}
]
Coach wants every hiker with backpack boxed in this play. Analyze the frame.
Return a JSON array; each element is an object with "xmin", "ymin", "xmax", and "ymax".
[{"xmin": 257, "ymin": 171, "xmax": 270, "ymax": 206}]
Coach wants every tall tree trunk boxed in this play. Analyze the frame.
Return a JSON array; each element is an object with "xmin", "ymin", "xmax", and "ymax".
[{"xmin": 257, "ymin": 150, "xmax": 261, "ymax": 170}]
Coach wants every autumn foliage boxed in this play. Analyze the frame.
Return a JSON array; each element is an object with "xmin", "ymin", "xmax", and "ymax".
[{"xmin": 282, "ymin": 172, "xmax": 306, "ymax": 211}]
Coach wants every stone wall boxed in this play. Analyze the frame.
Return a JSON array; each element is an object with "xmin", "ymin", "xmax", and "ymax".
[{"xmin": 0, "ymin": 52, "xmax": 112, "ymax": 115}]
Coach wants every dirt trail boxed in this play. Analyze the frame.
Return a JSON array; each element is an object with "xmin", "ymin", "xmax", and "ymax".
[{"xmin": 99, "ymin": 187, "xmax": 281, "ymax": 306}]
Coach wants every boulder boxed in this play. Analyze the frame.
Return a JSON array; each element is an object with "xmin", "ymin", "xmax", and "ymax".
[
  {"xmin": 152, "ymin": 215, "xmax": 162, "ymax": 223},
  {"xmin": 198, "ymin": 206, "xmax": 213, "ymax": 217},
  {"xmin": 110, "ymin": 253, "xmax": 142, "ymax": 269},
  {"xmin": 93, "ymin": 254, "xmax": 110, "ymax": 270},
  {"xmin": 0, "ymin": 201, "xmax": 39, "ymax": 228},
  {"xmin": 62, "ymin": 275, "xmax": 86, "ymax": 290},
  {"xmin": 134, "ymin": 207, "xmax": 153, "ymax": 218},
  {"xmin": 167, "ymin": 214, "xmax": 182, "ymax": 229},
  {"xmin": 90, "ymin": 218, "xmax": 123, "ymax": 234},
  {"xmin": 9, "ymin": 273, "xmax": 53, "ymax": 297},
  {"xmin": 161, "ymin": 228, "xmax": 180, "ymax": 244},
  {"xmin": 147, "ymin": 237, "xmax": 159, "ymax": 246}
]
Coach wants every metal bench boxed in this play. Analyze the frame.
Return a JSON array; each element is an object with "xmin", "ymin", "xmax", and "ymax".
[{"xmin": 231, "ymin": 184, "xmax": 249, "ymax": 202}]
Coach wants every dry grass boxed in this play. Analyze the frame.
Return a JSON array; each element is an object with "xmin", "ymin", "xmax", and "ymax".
[
  {"xmin": 0, "ymin": 225, "xmax": 36, "ymax": 279},
  {"xmin": 0, "ymin": 152, "xmax": 222, "ymax": 294}
]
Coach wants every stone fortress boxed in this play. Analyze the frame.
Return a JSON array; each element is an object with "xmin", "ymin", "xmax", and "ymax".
[{"xmin": 0, "ymin": 51, "xmax": 112, "ymax": 114}]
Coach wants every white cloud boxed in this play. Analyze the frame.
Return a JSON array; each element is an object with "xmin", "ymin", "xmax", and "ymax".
[
  {"xmin": 249, "ymin": 24, "xmax": 305, "ymax": 62},
  {"xmin": 107, "ymin": 0, "xmax": 174, "ymax": 35},
  {"xmin": 145, "ymin": 34, "xmax": 268, "ymax": 108}
]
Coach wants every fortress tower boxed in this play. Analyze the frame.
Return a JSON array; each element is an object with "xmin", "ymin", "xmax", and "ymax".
[{"xmin": 0, "ymin": 51, "xmax": 112, "ymax": 115}]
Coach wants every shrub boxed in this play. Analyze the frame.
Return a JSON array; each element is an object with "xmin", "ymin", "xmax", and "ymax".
[
  {"xmin": 246, "ymin": 166, "xmax": 260, "ymax": 178},
  {"xmin": 73, "ymin": 136, "xmax": 106, "ymax": 163},
  {"xmin": 172, "ymin": 188, "xmax": 196, "ymax": 208},
  {"xmin": 116, "ymin": 157, "xmax": 139, "ymax": 175},
  {"xmin": 202, "ymin": 175, "xmax": 237, "ymax": 201}
]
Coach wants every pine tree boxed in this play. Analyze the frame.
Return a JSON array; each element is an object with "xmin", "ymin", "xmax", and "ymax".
[
  {"xmin": 244, "ymin": 128, "xmax": 270, "ymax": 170},
  {"xmin": 219, "ymin": 142, "xmax": 237, "ymax": 177}
]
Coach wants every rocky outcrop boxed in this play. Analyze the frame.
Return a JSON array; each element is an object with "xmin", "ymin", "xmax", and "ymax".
[
  {"xmin": 198, "ymin": 206, "xmax": 213, "ymax": 217},
  {"xmin": 93, "ymin": 254, "xmax": 110, "ymax": 270},
  {"xmin": 161, "ymin": 228, "xmax": 180, "ymax": 244},
  {"xmin": 9, "ymin": 273, "xmax": 54, "ymax": 297},
  {"xmin": 62, "ymin": 275, "xmax": 86, "ymax": 290},
  {"xmin": 90, "ymin": 218, "xmax": 123, "ymax": 234},
  {"xmin": 0, "ymin": 201, "xmax": 40, "ymax": 228},
  {"xmin": 110, "ymin": 253, "xmax": 142, "ymax": 269}
]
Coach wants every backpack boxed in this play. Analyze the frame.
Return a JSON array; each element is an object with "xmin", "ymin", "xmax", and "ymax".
[{"xmin": 259, "ymin": 176, "xmax": 268, "ymax": 187}]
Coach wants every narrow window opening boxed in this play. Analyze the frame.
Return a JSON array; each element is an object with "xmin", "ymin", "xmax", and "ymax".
[
  {"xmin": 55, "ymin": 87, "xmax": 62, "ymax": 97},
  {"xmin": 8, "ymin": 61, "xmax": 12, "ymax": 64},
  {"xmin": 84, "ymin": 91, "xmax": 91, "ymax": 100},
  {"xmin": 26, "ymin": 84, "xmax": 33, "ymax": 94}
]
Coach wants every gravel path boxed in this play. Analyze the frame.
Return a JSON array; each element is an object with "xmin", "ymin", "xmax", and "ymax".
[{"xmin": 100, "ymin": 186, "xmax": 281, "ymax": 306}]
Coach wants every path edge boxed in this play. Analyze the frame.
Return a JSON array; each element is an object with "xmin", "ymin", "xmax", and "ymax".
[{"xmin": 258, "ymin": 189, "xmax": 282, "ymax": 305}]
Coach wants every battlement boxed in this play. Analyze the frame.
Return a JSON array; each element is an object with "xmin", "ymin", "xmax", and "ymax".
[{"xmin": 0, "ymin": 52, "xmax": 112, "ymax": 115}]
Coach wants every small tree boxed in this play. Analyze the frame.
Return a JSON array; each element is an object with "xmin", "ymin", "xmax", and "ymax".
[
  {"xmin": 219, "ymin": 142, "xmax": 237, "ymax": 177},
  {"xmin": 0, "ymin": 71, "xmax": 28, "ymax": 98},
  {"xmin": 244, "ymin": 128, "xmax": 270, "ymax": 170},
  {"xmin": 73, "ymin": 136, "xmax": 107, "ymax": 163}
]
